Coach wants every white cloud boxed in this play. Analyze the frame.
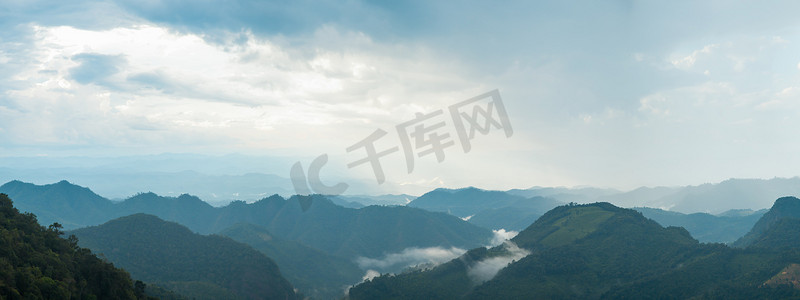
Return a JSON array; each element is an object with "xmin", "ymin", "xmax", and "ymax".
[
  {"xmin": 670, "ymin": 44, "xmax": 717, "ymax": 69},
  {"xmin": 467, "ymin": 241, "xmax": 530, "ymax": 284},
  {"xmin": 355, "ymin": 246, "xmax": 466, "ymax": 272},
  {"xmin": 4, "ymin": 1, "xmax": 800, "ymax": 193},
  {"xmin": 361, "ymin": 270, "xmax": 380, "ymax": 282},
  {"xmin": 490, "ymin": 229, "xmax": 519, "ymax": 246},
  {"xmin": 1, "ymin": 23, "xmax": 483, "ymax": 156}
]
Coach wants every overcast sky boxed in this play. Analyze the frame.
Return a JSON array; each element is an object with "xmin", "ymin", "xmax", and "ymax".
[{"xmin": 2, "ymin": 1, "xmax": 800, "ymax": 193}]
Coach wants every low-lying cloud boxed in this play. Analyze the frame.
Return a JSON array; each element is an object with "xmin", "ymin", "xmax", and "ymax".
[
  {"xmin": 361, "ymin": 269, "xmax": 380, "ymax": 282},
  {"xmin": 355, "ymin": 246, "xmax": 466, "ymax": 273},
  {"xmin": 490, "ymin": 228, "xmax": 519, "ymax": 246},
  {"xmin": 467, "ymin": 241, "xmax": 530, "ymax": 284}
]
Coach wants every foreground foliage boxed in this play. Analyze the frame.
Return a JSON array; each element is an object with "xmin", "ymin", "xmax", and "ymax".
[{"xmin": 0, "ymin": 193, "xmax": 143, "ymax": 299}]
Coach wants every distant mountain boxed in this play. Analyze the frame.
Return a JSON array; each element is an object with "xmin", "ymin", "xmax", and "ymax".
[
  {"xmin": 350, "ymin": 202, "xmax": 800, "ymax": 299},
  {"xmin": 0, "ymin": 154, "xmax": 439, "ymax": 201},
  {"xmin": 218, "ymin": 195, "xmax": 493, "ymax": 259},
  {"xmin": 408, "ymin": 187, "xmax": 562, "ymax": 231},
  {"xmin": 596, "ymin": 186, "xmax": 682, "ymax": 208},
  {"xmin": 2, "ymin": 180, "xmax": 492, "ymax": 261},
  {"xmin": 70, "ymin": 214, "xmax": 298, "ymax": 300},
  {"xmin": 718, "ymin": 208, "xmax": 764, "ymax": 217},
  {"xmin": 219, "ymin": 223, "xmax": 363, "ymax": 300},
  {"xmin": 507, "ymin": 186, "xmax": 620, "ymax": 203},
  {"xmin": 0, "ymin": 154, "xmax": 295, "ymax": 204},
  {"xmin": 505, "ymin": 178, "xmax": 800, "ymax": 215},
  {"xmin": 410, "ymin": 187, "xmax": 527, "ymax": 218},
  {"xmin": 0, "ymin": 193, "xmax": 143, "ymax": 299},
  {"xmin": 466, "ymin": 206, "xmax": 543, "ymax": 232},
  {"xmin": 330, "ymin": 194, "xmax": 416, "ymax": 207},
  {"xmin": 326, "ymin": 195, "xmax": 366, "ymax": 208},
  {"xmin": 0, "ymin": 180, "xmax": 115, "ymax": 228},
  {"xmin": 734, "ymin": 196, "xmax": 800, "ymax": 248},
  {"xmin": 115, "ymin": 192, "xmax": 218, "ymax": 232},
  {"xmin": 634, "ymin": 207, "xmax": 766, "ymax": 243},
  {"xmin": 601, "ymin": 178, "xmax": 800, "ymax": 214},
  {"xmin": 0, "ymin": 181, "xmax": 220, "ymax": 230}
]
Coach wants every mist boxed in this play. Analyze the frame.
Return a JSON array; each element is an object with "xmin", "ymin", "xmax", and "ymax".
[
  {"xmin": 467, "ymin": 241, "xmax": 530, "ymax": 284},
  {"xmin": 355, "ymin": 246, "xmax": 467, "ymax": 274}
]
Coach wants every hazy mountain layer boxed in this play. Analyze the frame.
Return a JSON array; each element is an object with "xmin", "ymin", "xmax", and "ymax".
[
  {"xmin": 634, "ymin": 207, "xmax": 766, "ymax": 243},
  {"xmin": 409, "ymin": 187, "xmax": 562, "ymax": 231},
  {"xmin": 1, "ymin": 180, "xmax": 493, "ymax": 266}
]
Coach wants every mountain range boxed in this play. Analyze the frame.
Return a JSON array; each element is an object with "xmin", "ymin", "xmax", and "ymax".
[
  {"xmin": 505, "ymin": 178, "xmax": 800, "ymax": 214},
  {"xmin": 408, "ymin": 187, "xmax": 563, "ymax": 231},
  {"xmin": 0, "ymin": 180, "xmax": 493, "ymax": 258},
  {"xmin": 350, "ymin": 197, "xmax": 800, "ymax": 299},
  {"xmin": 5, "ymin": 178, "xmax": 800, "ymax": 299},
  {"xmin": 402, "ymin": 185, "xmax": 776, "ymax": 243},
  {"xmin": 634, "ymin": 207, "xmax": 766, "ymax": 243},
  {"xmin": 0, "ymin": 180, "xmax": 493, "ymax": 299}
]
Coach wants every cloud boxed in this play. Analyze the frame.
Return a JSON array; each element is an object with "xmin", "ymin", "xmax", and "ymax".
[
  {"xmin": 467, "ymin": 241, "xmax": 530, "ymax": 284},
  {"xmin": 0, "ymin": 22, "xmax": 483, "ymax": 158},
  {"xmin": 490, "ymin": 229, "xmax": 519, "ymax": 246},
  {"xmin": 3, "ymin": 0, "xmax": 800, "ymax": 192},
  {"xmin": 355, "ymin": 246, "xmax": 466, "ymax": 273},
  {"xmin": 361, "ymin": 269, "xmax": 380, "ymax": 282}
]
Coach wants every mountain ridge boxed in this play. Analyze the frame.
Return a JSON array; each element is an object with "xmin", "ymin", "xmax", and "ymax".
[
  {"xmin": 350, "ymin": 200, "xmax": 800, "ymax": 299},
  {"xmin": 70, "ymin": 213, "xmax": 299, "ymax": 300}
]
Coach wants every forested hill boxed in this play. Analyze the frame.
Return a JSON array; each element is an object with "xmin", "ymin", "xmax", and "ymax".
[
  {"xmin": 70, "ymin": 214, "xmax": 298, "ymax": 300},
  {"xmin": 219, "ymin": 223, "xmax": 363, "ymax": 300},
  {"xmin": 350, "ymin": 201, "xmax": 800, "ymax": 299},
  {"xmin": 0, "ymin": 193, "xmax": 143, "ymax": 299},
  {"xmin": 734, "ymin": 196, "xmax": 800, "ymax": 248}
]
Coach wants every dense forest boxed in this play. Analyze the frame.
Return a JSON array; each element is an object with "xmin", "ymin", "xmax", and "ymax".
[{"xmin": 0, "ymin": 193, "xmax": 145, "ymax": 299}]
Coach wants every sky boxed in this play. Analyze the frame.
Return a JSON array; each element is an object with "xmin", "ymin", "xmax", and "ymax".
[{"xmin": 2, "ymin": 1, "xmax": 800, "ymax": 194}]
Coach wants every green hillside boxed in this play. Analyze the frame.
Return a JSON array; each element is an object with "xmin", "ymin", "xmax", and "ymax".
[
  {"xmin": 219, "ymin": 223, "xmax": 363, "ymax": 300},
  {"xmin": 734, "ymin": 196, "xmax": 800, "ymax": 248},
  {"xmin": 70, "ymin": 214, "xmax": 298, "ymax": 300},
  {"xmin": 350, "ymin": 201, "xmax": 800, "ymax": 299},
  {"xmin": 747, "ymin": 218, "xmax": 800, "ymax": 250},
  {"xmin": 0, "ymin": 193, "xmax": 142, "ymax": 299}
]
